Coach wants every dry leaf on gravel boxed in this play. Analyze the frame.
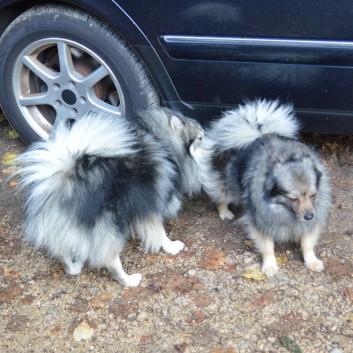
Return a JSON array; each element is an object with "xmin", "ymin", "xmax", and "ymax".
[
  {"xmin": 2, "ymin": 167, "xmax": 17, "ymax": 176},
  {"xmin": 2, "ymin": 151, "xmax": 18, "ymax": 166},
  {"xmin": 198, "ymin": 247, "xmax": 226, "ymax": 270},
  {"xmin": 244, "ymin": 240, "xmax": 254, "ymax": 248},
  {"xmin": 2, "ymin": 267, "xmax": 21, "ymax": 279},
  {"xmin": 276, "ymin": 255, "xmax": 288, "ymax": 266},
  {"xmin": 243, "ymin": 268, "xmax": 267, "ymax": 281},
  {"xmin": 7, "ymin": 180, "xmax": 18, "ymax": 187},
  {"xmin": 73, "ymin": 320, "xmax": 94, "ymax": 341},
  {"xmin": 8, "ymin": 130, "xmax": 19, "ymax": 139},
  {"xmin": 90, "ymin": 293, "xmax": 113, "ymax": 308},
  {"xmin": 251, "ymin": 292, "xmax": 272, "ymax": 307}
]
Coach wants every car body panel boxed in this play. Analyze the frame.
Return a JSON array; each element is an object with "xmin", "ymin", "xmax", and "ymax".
[{"xmin": 0, "ymin": 0, "xmax": 353, "ymax": 133}]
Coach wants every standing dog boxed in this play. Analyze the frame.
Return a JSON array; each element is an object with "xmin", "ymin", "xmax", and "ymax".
[
  {"xmin": 191, "ymin": 100, "xmax": 331, "ymax": 276},
  {"xmin": 15, "ymin": 108, "xmax": 203, "ymax": 287}
]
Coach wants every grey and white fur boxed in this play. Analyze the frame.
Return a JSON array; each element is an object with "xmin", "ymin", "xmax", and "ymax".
[
  {"xmin": 15, "ymin": 108, "xmax": 203, "ymax": 287},
  {"xmin": 191, "ymin": 99, "xmax": 331, "ymax": 276}
]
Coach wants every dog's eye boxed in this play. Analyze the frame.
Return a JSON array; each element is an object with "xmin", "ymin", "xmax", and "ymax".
[{"xmin": 287, "ymin": 196, "xmax": 298, "ymax": 202}]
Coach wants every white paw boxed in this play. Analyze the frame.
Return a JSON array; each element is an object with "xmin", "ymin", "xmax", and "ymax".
[
  {"xmin": 64, "ymin": 261, "xmax": 83, "ymax": 276},
  {"xmin": 219, "ymin": 209, "xmax": 235, "ymax": 220},
  {"xmin": 262, "ymin": 261, "xmax": 279, "ymax": 277},
  {"xmin": 305, "ymin": 258, "xmax": 324, "ymax": 272},
  {"xmin": 163, "ymin": 240, "xmax": 185, "ymax": 255},
  {"xmin": 121, "ymin": 273, "xmax": 142, "ymax": 287}
]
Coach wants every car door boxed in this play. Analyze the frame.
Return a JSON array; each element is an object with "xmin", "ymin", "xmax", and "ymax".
[{"xmin": 119, "ymin": 0, "xmax": 353, "ymax": 133}]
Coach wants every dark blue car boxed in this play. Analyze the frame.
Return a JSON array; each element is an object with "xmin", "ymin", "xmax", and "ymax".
[{"xmin": 0, "ymin": 0, "xmax": 352, "ymax": 143}]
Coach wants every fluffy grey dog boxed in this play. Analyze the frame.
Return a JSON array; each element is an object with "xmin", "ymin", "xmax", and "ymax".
[
  {"xmin": 191, "ymin": 100, "xmax": 331, "ymax": 276},
  {"xmin": 15, "ymin": 108, "xmax": 203, "ymax": 287}
]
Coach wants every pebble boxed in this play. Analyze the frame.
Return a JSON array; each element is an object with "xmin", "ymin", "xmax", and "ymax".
[
  {"xmin": 173, "ymin": 296, "xmax": 188, "ymax": 306},
  {"xmin": 137, "ymin": 312, "xmax": 147, "ymax": 321},
  {"xmin": 188, "ymin": 269, "xmax": 196, "ymax": 276},
  {"xmin": 329, "ymin": 349, "xmax": 344, "ymax": 353}
]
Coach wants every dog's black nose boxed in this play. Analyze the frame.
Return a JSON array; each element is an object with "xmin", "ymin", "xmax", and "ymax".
[{"xmin": 304, "ymin": 212, "xmax": 315, "ymax": 220}]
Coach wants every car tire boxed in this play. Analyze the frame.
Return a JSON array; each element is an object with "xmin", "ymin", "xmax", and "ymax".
[{"xmin": 0, "ymin": 4, "xmax": 159, "ymax": 143}]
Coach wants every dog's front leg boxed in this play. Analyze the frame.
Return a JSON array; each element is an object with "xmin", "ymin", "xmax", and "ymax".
[{"xmin": 301, "ymin": 227, "xmax": 324, "ymax": 272}]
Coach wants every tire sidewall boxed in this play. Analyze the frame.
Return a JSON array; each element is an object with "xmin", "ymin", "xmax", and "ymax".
[{"xmin": 0, "ymin": 7, "xmax": 157, "ymax": 143}]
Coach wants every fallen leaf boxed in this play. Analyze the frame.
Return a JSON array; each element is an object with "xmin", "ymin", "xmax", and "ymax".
[
  {"xmin": 198, "ymin": 247, "xmax": 226, "ymax": 270},
  {"xmin": 251, "ymin": 292, "xmax": 272, "ymax": 307},
  {"xmin": 276, "ymin": 255, "xmax": 288, "ymax": 266},
  {"xmin": 186, "ymin": 310, "xmax": 207, "ymax": 324},
  {"xmin": 50, "ymin": 326, "xmax": 61, "ymax": 335},
  {"xmin": 8, "ymin": 130, "xmax": 19, "ymax": 139},
  {"xmin": 194, "ymin": 293, "xmax": 213, "ymax": 308},
  {"xmin": 90, "ymin": 292, "xmax": 113, "ymax": 308},
  {"xmin": 139, "ymin": 335, "xmax": 150, "ymax": 344},
  {"xmin": 244, "ymin": 240, "xmax": 254, "ymax": 248},
  {"xmin": 212, "ymin": 349, "xmax": 236, "ymax": 353},
  {"xmin": 7, "ymin": 180, "xmax": 18, "ymax": 187},
  {"xmin": 73, "ymin": 320, "xmax": 94, "ymax": 341},
  {"xmin": 279, "ymin": 336, "xmax": 302, "ymax": 353},
  {"xmin": 3, "ymin": 267, "xmax": 21, "ymax": 279},
  {"xmin": 0, "ymin": 284, "xmax": 23, "ymax": 303},
  {"xmin": 243, "ymin": 268, "xmax": 267, "ymax": 281},
  {"xmin": 2, "ymin": 167, "xmax": 17, "ymax": 176},
  {"xmin": 70, "ymin": 297, "xmax": 89, "ymax": 313},
  {"xmin": 2, "ymin": 152, "xmax": 18, "ymax": 166}
]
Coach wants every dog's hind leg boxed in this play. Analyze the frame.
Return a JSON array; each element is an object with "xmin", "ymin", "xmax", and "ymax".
[
  {"xmin": 137, "ymin": 215, "xmax": 185, "ymax": 255},
  {"xmin": 106, "ymin": 254, "xmax": 142, "ymax": 287},
  {"xmin": 61, "ymin": 254, "xmax": 84, "ymax": 276},
  {"xmin": 217, "ymin": 203, "xmax": 235, "ymax": 220},
  {"xmin": 301, "ymin": 227, "xmax": 324, "ymax": 272}
]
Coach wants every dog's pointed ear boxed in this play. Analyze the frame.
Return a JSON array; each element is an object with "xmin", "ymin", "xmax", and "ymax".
[{"xmin": 170, "ymin": 115, "xmax": 185, "ymax": 134}]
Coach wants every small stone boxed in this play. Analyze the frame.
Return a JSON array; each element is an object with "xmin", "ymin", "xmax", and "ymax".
[
  {"xmin": 73, "ymin": 320, "xmax": 94, "ymax": 341},
  {"xmin": 188, "ymin": 269, "xmax": 196, "ymax": 276},
  {"xmin": 244, "ymin": 257, "xmax": 252, "ymax": 264},
  {"xmin": 329, "ymin": 349, "xmax": 344, "ymax": 353},
  {"xmin": 320, "ymin": 251, "xmax": 327, "ymax": 258},
  {"xmin": 174, "ymin": 296, "xmax": 188, "ymax": 306},
  {"xmin": 137, "ymin": 312, "xmax": 147, "ymax": 321}
]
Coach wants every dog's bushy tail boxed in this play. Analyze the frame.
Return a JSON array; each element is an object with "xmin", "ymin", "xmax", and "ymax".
[
  {"xmin": 209, "ymin": 99, "xmax": 300, "ymax": 150},
  {"xmin": 15, "ymin": 111, "xmax": 138, "ymax": 194}
]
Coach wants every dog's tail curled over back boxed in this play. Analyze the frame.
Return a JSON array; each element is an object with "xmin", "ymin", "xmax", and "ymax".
[
  {"xmin": 208, "ymin": 99, "xmax": 300, "ymax": 150},
  {"xmin": 15, "ymin": 111, "xmax": 138, "ymax": 193}
]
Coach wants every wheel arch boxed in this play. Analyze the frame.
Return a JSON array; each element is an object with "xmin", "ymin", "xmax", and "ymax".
[{"xmin": 0, "ymin": 0, "xmax": 180, "ymax": 108}]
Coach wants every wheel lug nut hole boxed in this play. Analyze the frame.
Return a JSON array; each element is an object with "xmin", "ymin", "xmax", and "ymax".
[
  {"xmin": 80, "ymin": 96, "xmax": 86, "ymax": 104},
  {"xmin": 68, "ymin": 81, "xmax": 76, "ymax": 89},
  {"xmin": 54, "ymin": 100, "xmax": 62, "ymax": 108},
  {"xmin": 53, "ymin": 83, "xmax": 60, "ymax": 91}
]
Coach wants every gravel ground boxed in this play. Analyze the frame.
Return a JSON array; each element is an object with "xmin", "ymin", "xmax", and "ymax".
[{"xmin": 0, "ymin": 115, "xmax": 352, "ymax": 353}]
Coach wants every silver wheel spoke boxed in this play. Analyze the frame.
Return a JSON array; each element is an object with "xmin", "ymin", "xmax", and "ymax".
[
  {"xmin": 57, "ymin": 42, "xmax": 75, "ymax": 79},
  {"xmin": 22, "ymin": 56, "xmax": 59, "ymax": 83},
  {"xmin": 89, "ymin": 95, "xmax": 122, "ymax": 116},
  {"xmin": 19, "ymin": 92, "xmax": 50, "ymax": 107},
  {"xmin": 80, "ymin": 65, "xmax": 109, "ymax": 89}
]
